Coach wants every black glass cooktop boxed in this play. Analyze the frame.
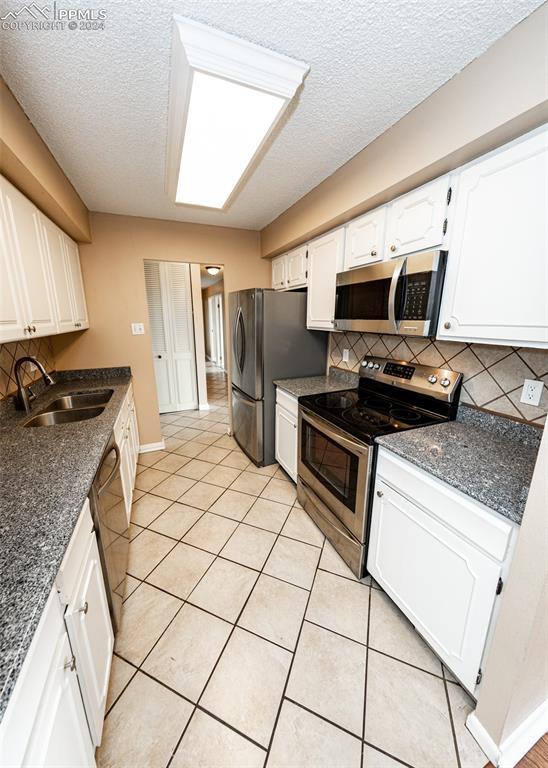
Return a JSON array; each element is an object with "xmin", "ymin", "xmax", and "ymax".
[{"xmin": 299, "ymin": 388, "xmax": 447, "ymax": 445}]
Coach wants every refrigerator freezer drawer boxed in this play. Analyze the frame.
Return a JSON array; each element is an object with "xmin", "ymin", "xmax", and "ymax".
[{"xmin": 232, "ymin": 386, "xmax": 263, "ymax": 465}]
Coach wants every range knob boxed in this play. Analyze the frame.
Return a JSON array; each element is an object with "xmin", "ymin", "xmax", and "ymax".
[
  {"xmin": 427, "ymin": 374, "xmax": 438, "ymax": 384},
  {"xmin": 440, "ymin": 378, "xmax": 451, "ymax": 388},
  {"xmin": 361, "ymin": 360, "xmax": 368, "ymax": 367},
  {"xmin": 373, "ymin": 363, "xmax": 380, "ymax": 370},
  {"xmin": 367, "ymin": 361, "xmax": 375, "ymax": 369}
]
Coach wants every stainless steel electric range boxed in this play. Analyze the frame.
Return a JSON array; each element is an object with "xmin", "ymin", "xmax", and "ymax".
[{"xmin": 297, "ymin": 356, "xmax": 463, "ymax": 578}]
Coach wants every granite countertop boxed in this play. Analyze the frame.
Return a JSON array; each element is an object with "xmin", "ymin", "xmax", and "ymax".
[
  {"xmin": 377, "ymin": 405, "xmax": 542, "ymax": 525},
  {"xmin": 274, "ymin": 367, "xmax": 359, "ymax": 398},
  {"xmin": 0, "ymin": 367, "xmax": 132, "ymax": 722}
]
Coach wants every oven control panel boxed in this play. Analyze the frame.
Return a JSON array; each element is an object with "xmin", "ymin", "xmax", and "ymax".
[{"xmin": 359, "ymin": 356, "xmax": 462, "ymax": 401}]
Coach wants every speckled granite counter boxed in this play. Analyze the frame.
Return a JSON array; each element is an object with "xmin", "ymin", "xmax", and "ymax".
[
  {"xmin": 377, "ymin": 405, "xmax": 542, "ymax": 525},
  {"xmin": 274, "ymin": 367, "xmax": 359, "ymax": 398},
  {"xmin": 0, "ymin": 367, "xmax": 132, "ymax": 721}
]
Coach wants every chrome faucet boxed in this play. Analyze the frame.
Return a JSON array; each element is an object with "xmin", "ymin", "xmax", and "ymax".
[{"xmin": 13, "ymin": 356, "xmax": 55, "ymax": 414}]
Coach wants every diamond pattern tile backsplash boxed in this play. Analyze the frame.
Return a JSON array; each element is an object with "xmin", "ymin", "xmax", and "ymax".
[
  {"xmin": 329, "ymin": 333, "xmax": 548, "ymax": 425},
  {"xmin": 0, "ymin": 338, "xmax": 56, "ymax": 399}
]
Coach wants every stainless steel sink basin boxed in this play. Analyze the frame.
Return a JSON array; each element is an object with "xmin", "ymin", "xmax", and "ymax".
[
  {"xmin": 46, "ymin": 390, "xmax": 113, "ymax": 410},
  {"xmin": 24, "ymin": 407, "xmax": 105, "ymax": 427}
]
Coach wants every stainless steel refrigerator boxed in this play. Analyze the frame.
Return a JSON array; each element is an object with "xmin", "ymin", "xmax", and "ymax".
[{"xmin": 229, "ymin": 289, "xmax": 327, "ymax": 466}]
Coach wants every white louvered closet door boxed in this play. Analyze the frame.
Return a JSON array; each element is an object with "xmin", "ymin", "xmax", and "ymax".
[{"xmin": 144, "ymin": 261, "xmax": 198, "ymax": 413}]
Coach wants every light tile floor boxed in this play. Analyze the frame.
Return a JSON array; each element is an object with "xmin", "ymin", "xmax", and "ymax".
[{"xmin": 98, "ymin": 367, "xmax": 489, "ymax": 768}]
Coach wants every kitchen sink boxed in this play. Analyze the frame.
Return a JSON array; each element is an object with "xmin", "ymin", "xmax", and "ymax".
[
  {"xmin": 24, "ymin": 407, "xmax": 105, "ymax": 427},
  {"xmin": 46, "ymin": 389, "xmax": 114, "ymax": 410}
]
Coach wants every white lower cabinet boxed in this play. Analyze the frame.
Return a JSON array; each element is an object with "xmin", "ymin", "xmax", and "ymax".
[
  {"xmin": 368, "ymin": 448, "xmax": 516, "ymax": 694},
  {"xmin": 275, "ymin": 389, "xmax": 298, "ymax": 482},
  {"xmin": 64, "ymin": 533, "xmax": 114, "ymax": 746}
]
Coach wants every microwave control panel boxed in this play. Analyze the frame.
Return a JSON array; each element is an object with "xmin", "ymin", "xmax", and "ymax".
[{"xmin": 402, "ymin": 272, "xmax": 432, "ymax": 320}]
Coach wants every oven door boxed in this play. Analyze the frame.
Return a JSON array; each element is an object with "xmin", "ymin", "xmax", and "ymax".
[{"xmin": 298, "ymin": 407, "xmax": 372, "ymax": 541}]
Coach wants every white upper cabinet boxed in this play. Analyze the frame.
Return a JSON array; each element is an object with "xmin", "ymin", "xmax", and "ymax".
[
  {"xmin": 306, "ymin": 227, "xmax": 345, "ymax": 330},
  {"xmin": 40, "ymin": 215, "xmax": 75, "ymax": 333},
  {"xmin": 384, "ymin": 175, "xmax": 450, "ymax": 259},
  {"xmin": 63, "ymin": 234, "xmax": 89, "ymax": 330},
  {"xmin": 344, "ymin": 205, "xmax": 386, "ymax": 269},
  {"xmin": 271, "ymin": 254, "xmax": 286, "ymax": 290},
  {"xmin": 0, "ymin": 175, "xmax": 89, "ymax": 342},
  {"xmin": 437, "ymin": 127, "xmax": 548, "ymax": 347},
  {"xmin": 0, "ymin": 176, "xmax": 57, "ymax": 339},
  {"xmin": 286, "ymin": 246, "xmax": 307, "ymax": 288}
]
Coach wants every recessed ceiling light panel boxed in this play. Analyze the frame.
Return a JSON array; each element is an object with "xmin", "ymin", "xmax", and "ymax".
[{"xmin": 167, "ymin": 16, "xmax": 309, "ymax": 210}]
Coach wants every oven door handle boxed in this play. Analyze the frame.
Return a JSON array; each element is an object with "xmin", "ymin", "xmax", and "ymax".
[
  {"xmin": 300, "ymin": 407, "xmax": 370, "ymax": 457},
  {"xmin": 388, "ymin": 256, "xmax": 406, "ymax": 333}
]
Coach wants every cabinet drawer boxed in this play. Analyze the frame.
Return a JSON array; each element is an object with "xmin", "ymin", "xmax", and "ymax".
[
  {"xmin": 56, "ymin": 499, "xmax": 94, "ymax": 605},
  {"xmin": 376, "ymin": 448, "xmax": 514, "ymax": 562},
  {"xmin": 276, "ymin": 388, "xmax": 299, "ymax": 418}
]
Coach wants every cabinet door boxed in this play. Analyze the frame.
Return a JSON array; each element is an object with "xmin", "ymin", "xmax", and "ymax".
[
  {"xmin": 384, "ymin": 176, "xmax": 449, "ymax": 258},
  {"xmin": 275, "ymin": 404, "xmax": 297, "ymax": 482},
  {"xmin": 0, "ymin": 187, "xmax": 27, "ymax": 342},
  {"xmin": 23, "ymin": 631, "xmax": 95, "ymax": 767},
  {"xmin": 63, "ymin": 235, "xmax": 89, "ymax": 330},
  {"xmin": 368, "ymin": 479, "xmax": 501, "ymax": 692},
  {"xmin": 286, "ymin": 246, "xmax": 307, "ymax": 288},
  {"xmin": 0, "ymin": 177, "xmax": 57, "ymax": 338},
  {"xmin": 39, "ymin": 215, "xmax": 76, "ymax": 333},
  {"xmin": 128, "ymin": 401, "xmax": 140, "ymax": 480},
  {"xmin": 272, "ymin": 254, "xmax": 287, "ymax": 290},
  {"xmin": 306, "ymin": 227, "xmax": 345, "ymax": 330},
  {"xmin": 119, "ymin": 430, "xmax": 133, "ymax": 525},
  {"xmin": 65, "ymin": 532, "xmax": 114, "ymax": 746},
  {"xmin": 437, "ymin": 128, "xmax": 548, "ymax": 347},
  {"xmin": 344, "ymin": 206, "xmax": 386, "ymax": 269}
]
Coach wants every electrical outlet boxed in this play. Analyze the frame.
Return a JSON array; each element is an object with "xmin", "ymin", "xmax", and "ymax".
[
  {"xmin": 520, "ymin": 379, "xmax": 544, "ymax": 407},
  {"xmin": 131, "ymin": 322, "xmax": 145, "ymax": 335},
  {"xmin": 342, "ymin": 348, "xmax": 350, "ymax": 362}
]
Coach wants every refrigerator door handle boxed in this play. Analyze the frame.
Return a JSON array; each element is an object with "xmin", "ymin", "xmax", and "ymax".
[
  {"xmin": 238, "ymin": 308, "xmax": 246, "ymax": 373},
  {"xmin": 233, "ymin": 306, "xmax": 242, "ymax": 373}
]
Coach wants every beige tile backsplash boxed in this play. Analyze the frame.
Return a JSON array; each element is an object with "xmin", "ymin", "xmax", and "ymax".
[
  {"xmin": 329, "ymin": 333, "xmax": 548, "ymax": 425},
  {"xmin": 0, "ymin": 338, "xmax": 56, "ymax": 399}
]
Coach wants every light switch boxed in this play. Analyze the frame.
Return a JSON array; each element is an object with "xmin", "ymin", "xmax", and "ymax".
[
  {"xmin": 342, "ymin": 348, "xmax": 350, "ymax": 362},
  {"xmin": 131, "ymin": 322, "xmax": 145, "ymax": 335}
]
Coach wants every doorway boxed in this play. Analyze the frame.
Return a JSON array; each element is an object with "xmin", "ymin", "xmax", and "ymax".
[
  {"xmin": 144, "ymin": 260, "xmax": 198, "ymax": 413},
  {"xmin": 201, "ymin": 266, "xmax": 225, "ymax": 371}
]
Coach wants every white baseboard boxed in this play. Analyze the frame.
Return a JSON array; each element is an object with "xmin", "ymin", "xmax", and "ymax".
[
  {"xmin": 467, "ymin": 698, "xmax": 548, "ymax": 768},
  {"xmin": 139, "ymin": 441, "xmax": 166, "ymax": 453},
  {"xmin": 199, "ymin": 403, "xmax": 210, "ymax": 411},
  {"xmin": 498, "ymin": 699, "xmax": 548, "ymax": 768},
  {"xmin": 466, "ymin": 713, "xmax": 500, "ymax": 766}
]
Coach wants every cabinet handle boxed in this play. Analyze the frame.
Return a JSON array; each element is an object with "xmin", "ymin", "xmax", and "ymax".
[
  {"xmin": 24, "ymin": 325, "xmax": 30, "ymax": 333},
  {"xmin": 64, "ymin": 655, "xmax": 76, "ymax": 672},
  {"xmin": 376, "ymin": 490, "xmax": 383, "ymax": 497},
  {"xmin": 32, "ymin": 325, "xmax": 36, "ymax": 332},
  {"xmin": 79, "ymin": 601, "xmax": 89, "ymax": 615},
  {"xmin": 390, "ymin": 245, "xmax": 397, "ymax": 253},
  {"xmin": 444, "ymin": 321, "xmax": 451, "ymax": 330},
  {"xmin": 370, "ymin": 249, "xmax": 377, "ymax": 257}
]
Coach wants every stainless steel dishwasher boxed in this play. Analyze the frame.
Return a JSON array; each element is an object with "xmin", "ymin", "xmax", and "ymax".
[{"xmin": 89, "ymin": 434, "xmax": 129, "ymax": 632}]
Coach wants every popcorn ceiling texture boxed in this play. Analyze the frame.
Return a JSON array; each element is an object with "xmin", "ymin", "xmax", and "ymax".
[
  {"xmin": 329, "ymin": 332, "xmax": 548, "ymax": 425},
  {"xmin": 0, "ymin": 0, "xmax": 541, "ymax": 229},
  {"xmin": 0, "ymin": 339, "xmax": 56, "ymax": 399}
]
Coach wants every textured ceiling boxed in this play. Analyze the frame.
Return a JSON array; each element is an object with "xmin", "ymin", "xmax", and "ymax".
[{"xmin": 0, "ymin": 0, "xmax": 542, "ymax": 230}]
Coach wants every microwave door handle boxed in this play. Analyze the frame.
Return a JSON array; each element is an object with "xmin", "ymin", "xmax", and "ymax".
[{"xmin": 388, "ymin": 257, "xmax": 406, "ymax": 333}]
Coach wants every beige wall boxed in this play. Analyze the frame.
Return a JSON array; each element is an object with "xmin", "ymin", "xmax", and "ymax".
[
  {"xmin": 474, "ymin": 422, "xmax": 548, "ymax": 752},
  {"xmin": 52, "ymin": 212, "xmax": 268, "ymax": 445},
  {"xmin": 0, "ymin": 79, "xmax": 91, "ymax": 242},
  {"xmin": 260, "ymin": 4, "xmax": 548, "ymax": 256}
]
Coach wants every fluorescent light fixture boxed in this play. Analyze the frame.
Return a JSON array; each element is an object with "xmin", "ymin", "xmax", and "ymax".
[
  {"xmin": 167, "ymin": 16, "xmax": 309, "ymax": 210},
  {"xmin": 205, "ymin": 265, "xmax": 221, "ymax": 276}
]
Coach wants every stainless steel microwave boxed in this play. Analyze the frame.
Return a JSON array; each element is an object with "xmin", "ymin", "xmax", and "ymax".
[{"xmin": 334, "ymin": 250, "xmax": 447, "ymax": 336}]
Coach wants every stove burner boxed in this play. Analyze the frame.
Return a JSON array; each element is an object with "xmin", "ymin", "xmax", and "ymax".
[
  {"xmin": 358, "ymin": 395, "xmax": 389, "ymax": 410},
  {"xmin": 315, "ymin": 393, "xmax": 355, "ymax": 409},
  {"xmin": 344, "ymin": 403, "xmax": 392, "ymax": 428},
  {"xmin": 389, "ymin": 407, "xmax": 422, "ymax": 423}
]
